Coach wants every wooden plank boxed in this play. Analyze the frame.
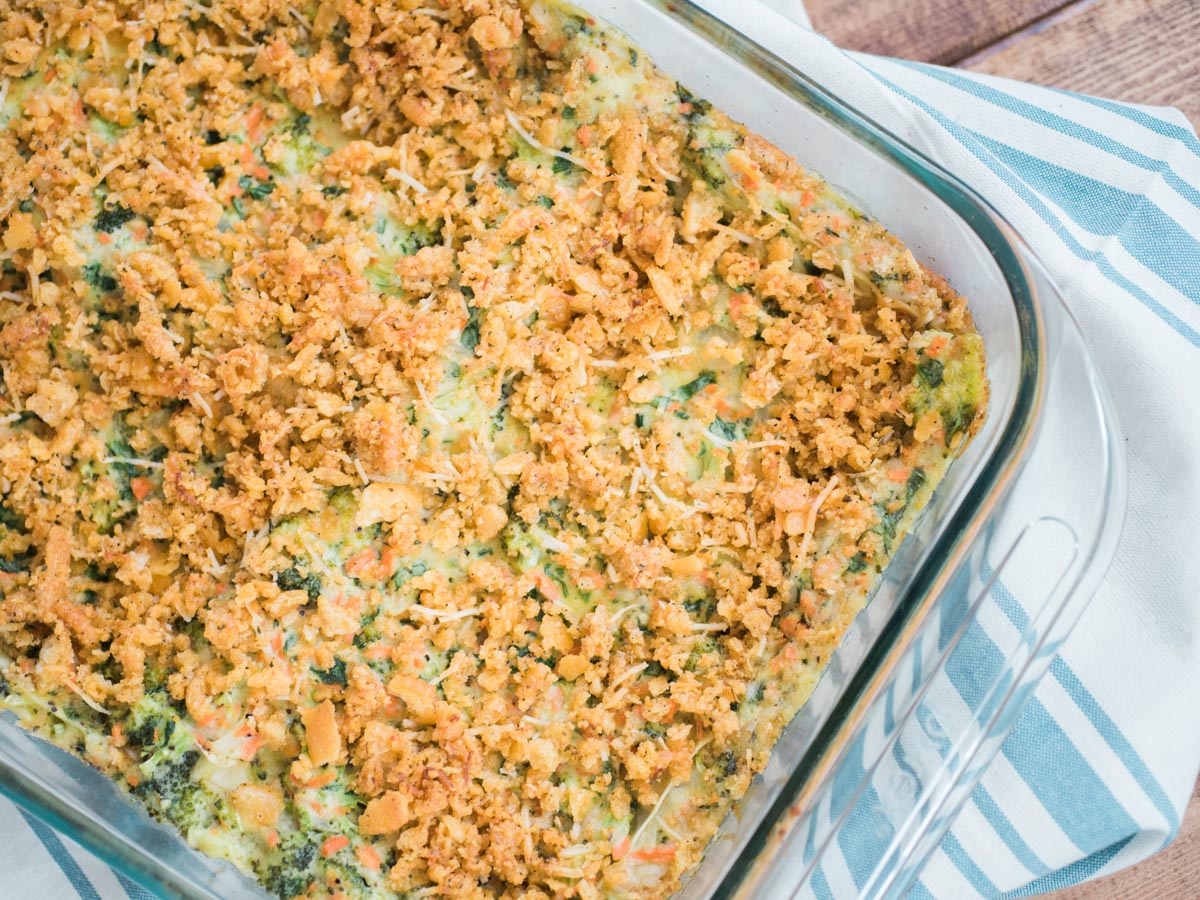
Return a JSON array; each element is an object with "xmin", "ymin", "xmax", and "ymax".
[
  {"xmin": 805, "ymin": 0, "xmax": 1072, "ymax": 65},
  {"xmin": 1046, "ymin": 777, "xmax": 1200, "ymax": 899},
  {"xmin": 963, "ymin": 0, "xmax": 1200, "ymax": 126}
]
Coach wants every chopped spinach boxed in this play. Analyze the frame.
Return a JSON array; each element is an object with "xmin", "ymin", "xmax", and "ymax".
[
  {"xmin": 675, "ymin": 84, "xmax": 712, "ymax": 121},
  {"xmin": 552, "ymin": 153, "xmax": 575, "ymax": 176},
  {"xmin": 391, "ymin": 559, "xmax": 428, "ymax": 590},
  {"xmin": 916, "ymin": 355, "xmax": 944, "ymax": 388},
  {"xmin": 238, "ymin": 174, "xmax": 276, "ymax": 201},
  {"xmin": 709, "ymin": 417, "xmax": 739, "ymax": 442},
  {"xmin": 676, "ymin": 370, "xmax": 716, "ymax": 403},
  {"xmin": 942, "ymin": 403, "xmax": 976, "ymax": 441},
  {"xmin": 906, "ymin": 468, "xmax": 927, "ymax": 501},
  {"xmin": 311, "ymin": 659, "xmax": 347, "ymax": 686},
  {"xmin": 461, "ymin": 304, "xmax": 482, "ymax": 351}
]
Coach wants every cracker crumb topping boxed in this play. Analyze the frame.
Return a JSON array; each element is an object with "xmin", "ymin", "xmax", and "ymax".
[{"xmin": 0, "ymin": 0, "xmax": 986, "ymax": 897}]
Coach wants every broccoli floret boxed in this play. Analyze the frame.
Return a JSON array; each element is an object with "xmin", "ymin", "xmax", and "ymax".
[
  {"xmin": 125, "ymin": 712, "xmax": 175, "ymax": 754},
  {"xmin": 95, "ymin": 203, "xmax": 137, "ymax": 233},
  {"xmin": 167, "ymin": 779, "xmax": 222, "ymax": 832},
  {"xmin": 134, "ymin": 748, "xmax": 200, "ymax": 802},
  {"xmin": 261, "ymin": 832, "xmax": 319, "ymax": 900},
  {"xmin": 322, "ymin": 858, "xmax": 370, "ymax": 893},
  {"xmin": 276, "ymin": 566, "xmax": 322, "ymax": 603},
  {"xmin": 685, "ymin": 637, "xmax": 719, "ymax": 672},
  {"xmin": 81, "ymin": 262, "xmax": 119, "ymax": 293},
  {"xmin": 353, "ymin": 610, "xmax": 381, "ymax": 649}
]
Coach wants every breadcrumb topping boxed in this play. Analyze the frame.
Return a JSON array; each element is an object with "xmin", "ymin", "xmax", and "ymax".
[{"xmin": 0, "ymin": 0, "xmax": 986, "ymax": 898}]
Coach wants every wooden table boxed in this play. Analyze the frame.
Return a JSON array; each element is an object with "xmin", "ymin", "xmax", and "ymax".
[{"xmin": 803, "ymin": 1, "xmax": 1199, "ymax": 896}]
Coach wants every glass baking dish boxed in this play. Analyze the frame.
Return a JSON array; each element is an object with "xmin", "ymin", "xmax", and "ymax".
[{"xmin": 0, "ymin": 0, "xmax": 1125, "ymax": 897}]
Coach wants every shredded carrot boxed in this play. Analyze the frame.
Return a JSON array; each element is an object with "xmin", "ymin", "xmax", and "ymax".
[
  {"xmin": 265, "ymin": 829, "xmax": 279, "ymax": 848},
  {"xmin": 630, "ymin": 843, "xmax": 677, "ymax": 863},
  {"xmin": 345, "ymin": 549, "xmax": 377, "ymax": 577},
  {"xmin": 886, "ymin": 466, "xmax": 911, "ymax": 484},
  {"xmin": 305, "ymin": 771, "xmax": 337, "ymax": 789},
  {"xmin": 239, "ymin": 735, "xmax": 263, "ymax": 761},
  {"xmin": 611, "ymin": 836, "xmax": 631, "ymax": 861},
  {"xmin": 246, "ymin": 104, "xmax": 265, "ymax": 143},
  {"xmin": 355, "ymin": 844, "xmax": 381, "ymax": 871},
  {"xmin": 322, "ymin": 835, "xmax": 350, "ymax": 857},
  {"xmin": 533, "ymin": 570, "xmax": 563, "ymax": 605},
  {"xmin": 927, "ymin": 334, "xmax": 950, "ymax": 358}
]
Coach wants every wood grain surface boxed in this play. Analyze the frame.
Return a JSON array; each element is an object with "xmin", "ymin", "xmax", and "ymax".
[
  {"xmin": 808, "ymin": 0, "xmax": 1200, "ymax": 127},
  {"xmin": 805, "ymin": 0, "xmax": 1071, "ymax": 64},
  {"xmin": 964, "ymin": 0, "xmax": 1200, "ymax": 125},
  {"xmin": 803, "ymin": 0, "xmax": 1199, "ymax": 896}
]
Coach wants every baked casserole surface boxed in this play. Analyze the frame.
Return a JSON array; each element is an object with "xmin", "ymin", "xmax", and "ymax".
[{"xmin": 0, "ymin": 0, "xmax": 985, "ymax": 896}]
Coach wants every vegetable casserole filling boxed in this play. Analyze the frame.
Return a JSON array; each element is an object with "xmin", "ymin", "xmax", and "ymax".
[{"xmin": 0, "ymin": 0, "xmax": 986, "ymax": 897}]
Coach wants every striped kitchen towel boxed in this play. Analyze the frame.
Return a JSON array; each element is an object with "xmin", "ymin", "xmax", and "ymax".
[{"xmin": 5, "ymin": 1, "xmax": 1200, "ymax": 898}]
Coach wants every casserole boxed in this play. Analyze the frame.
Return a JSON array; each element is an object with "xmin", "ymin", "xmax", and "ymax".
[{"xmin": 0, "ymin": 0, "xmax": 1124, "ymax": 897}]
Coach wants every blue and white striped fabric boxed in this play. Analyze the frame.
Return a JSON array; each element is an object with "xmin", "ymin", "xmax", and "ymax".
[{"xmin": 9, "ymin": 3, "xmax": 1200, "ymax": 898}]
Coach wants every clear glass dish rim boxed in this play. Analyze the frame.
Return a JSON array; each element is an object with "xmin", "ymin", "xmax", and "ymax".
[{"xmin": 0, "ymin": 2, "xmax": 1051, "ymax": 898}]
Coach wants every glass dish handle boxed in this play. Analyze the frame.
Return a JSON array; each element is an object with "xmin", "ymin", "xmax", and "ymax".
[{"xmin": 758, "ymin": 253, "xmax": 1127, "ymax": 899}]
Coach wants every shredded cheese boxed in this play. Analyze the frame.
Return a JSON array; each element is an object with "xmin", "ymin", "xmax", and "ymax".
[{"xmin": 504, "ymin": 109, "xmax": 596, "ymax": 175}]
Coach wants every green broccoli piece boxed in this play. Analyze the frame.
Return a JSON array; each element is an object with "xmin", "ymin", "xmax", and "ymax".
[
  {"xmin": 261, "ymin": 832, "xmax": 319, "ymax": 900},
  {"xmin": 238, "ymin": 174, "xmax": 276, "ymax": 201},
  {"xmin": 276, "ymin": 566, "xmax": 322, "ymax": 603},
  {"xmin": 82, "ymin": 263, "xmax": 118, "ymax": 293},
  {"xmin": 95, "ymin": 203, "xmax": 137, "ymax": 233}
]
